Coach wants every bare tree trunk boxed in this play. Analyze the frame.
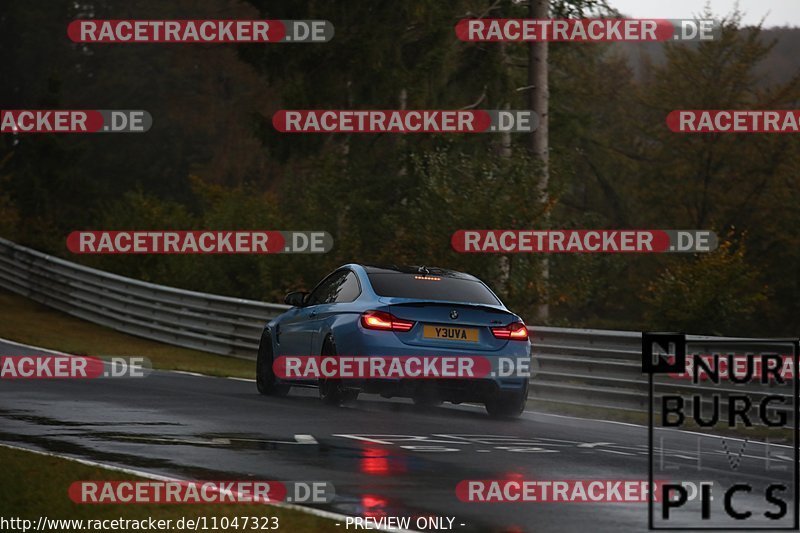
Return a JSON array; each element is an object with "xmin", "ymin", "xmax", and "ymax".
[
  {"xmin": 500, "ymin": 101, "xmax": 512, "ymax": 159},
  {"xmin": 398, "ymin": 87, "xmax": 408, "ymax": 179},
  {"xmin": 498, "ymin": 102, "xmax": 511, "ymax": 295},
  {"xmin": 528, "ymin": 0, "xmax": 550, "ymax": 323}
]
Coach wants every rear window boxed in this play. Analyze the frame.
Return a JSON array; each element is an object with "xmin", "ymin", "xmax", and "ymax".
[{"xmin": 367, "ymin": 273, "xmax": 501, "ymax": 305}]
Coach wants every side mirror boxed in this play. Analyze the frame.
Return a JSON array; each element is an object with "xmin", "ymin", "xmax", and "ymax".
[{"xmin": 284, "ymin": 291, "xmax": 308, "ymax": 307}]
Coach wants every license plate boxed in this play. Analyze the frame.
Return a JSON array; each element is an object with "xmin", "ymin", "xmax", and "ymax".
[{"xmin": 423, "ymin": 325, "xmax": 478, "ymax": 342}]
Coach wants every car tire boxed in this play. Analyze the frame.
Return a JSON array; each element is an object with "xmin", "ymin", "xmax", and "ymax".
[
  {"xmin": 484, "ymin": 381, "xmax": 528, "ymax": 419},
  {"xmin": 319, "ymin": 336, "xmax": 359, "ymax": 405},
  {"xmin": 256, "ymin": 331, "xmax": 290, "ymax": 397}
]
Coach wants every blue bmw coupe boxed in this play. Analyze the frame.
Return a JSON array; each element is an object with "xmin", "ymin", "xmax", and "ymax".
[{"xmin": 256, "ymin": 264, "xmax": 532, "ymax": 417}]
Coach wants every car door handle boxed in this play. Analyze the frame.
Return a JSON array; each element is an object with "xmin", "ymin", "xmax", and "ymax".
[{"xmin": 309, "ymin": 310, "xmax": 318, "ymax": 318}]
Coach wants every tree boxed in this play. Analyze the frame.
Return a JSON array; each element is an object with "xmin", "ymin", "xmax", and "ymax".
[
  {"xmin": 528, "ymin": 0, "xmax": 550, "ymax": 322},
  {"xmin": 643, "ymin": 239, "xmax": 767, "ymax": 335}
]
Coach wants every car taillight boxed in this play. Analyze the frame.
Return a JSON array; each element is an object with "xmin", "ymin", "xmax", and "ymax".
[
  {"xmin": 491, "ymin": 322, "xmax": 529, "ymax": 340},
  {"xmin": 360, "ymin": 310, "xmax": 415, "ymax": 332}
]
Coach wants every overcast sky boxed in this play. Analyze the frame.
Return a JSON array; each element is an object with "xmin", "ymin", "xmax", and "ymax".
[{"xmin": 608, "ymin": 0, "xmax": 800, "ymax": 27}]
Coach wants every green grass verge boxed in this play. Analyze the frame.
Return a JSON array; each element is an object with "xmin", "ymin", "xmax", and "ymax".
[
  {"xmin": 0, "ymin": 445, "xmax": 340, "ymax": 532},
  {"xmin": 0, "ymin": 289, "xmax": 255, "ymax": 378}
]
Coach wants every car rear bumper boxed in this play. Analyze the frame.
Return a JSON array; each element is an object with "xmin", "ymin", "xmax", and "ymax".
[
  {"xmin": 274, "ymin": 320, "xmax": 532, "ymax": 401},
  {"xmin": 355, "ymin": 376, "xmax": 528, "ymax": 403}
]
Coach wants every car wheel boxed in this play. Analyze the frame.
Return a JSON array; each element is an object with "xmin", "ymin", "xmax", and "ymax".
[
  {"xmin": 256, "ymin": 331, "xmax": 290, "ymax": 397},
  {"xmin": 485, "ymin": 381, "xmax": 528, "ymax": 419},
  {"xmin": 319, "ymin": 336, "xmax": 359, "ymax": 405}
]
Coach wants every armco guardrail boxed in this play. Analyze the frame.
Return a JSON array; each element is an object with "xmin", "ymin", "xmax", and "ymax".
[
  {"xmin": 0, "ymin": 237, "xmax": 289, "ymax": 358},
  {"xmin": 0, "ymin": 237, "xmax": 793, "ymax": 416},
  {"xmin": 531, "ymin": 327, "xmax": 795, "ymax": 418},
  {"xmin": 530, "ymin": 326, "xmax": 648, "ymax": 411}
]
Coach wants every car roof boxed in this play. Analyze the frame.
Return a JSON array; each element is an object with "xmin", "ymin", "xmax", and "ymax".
[{"xmin": 358, "ymin": 264, "xmax": 476, "ymax": 280}]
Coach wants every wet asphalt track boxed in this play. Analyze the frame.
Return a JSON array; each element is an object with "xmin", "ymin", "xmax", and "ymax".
[{"xmin": 1, "ymin": 338, "xmax": 797, "ymax": 532}]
